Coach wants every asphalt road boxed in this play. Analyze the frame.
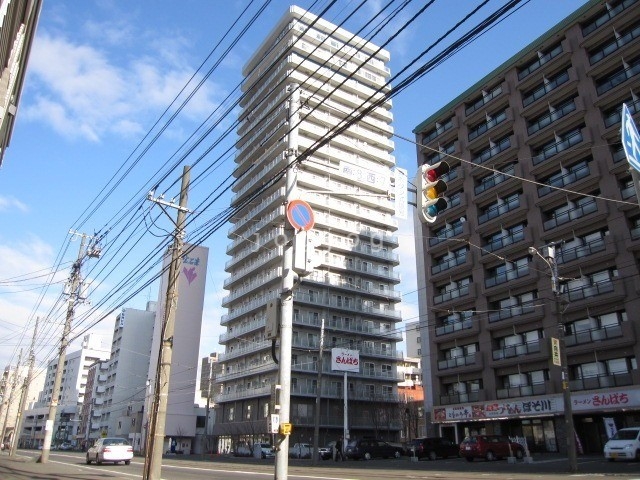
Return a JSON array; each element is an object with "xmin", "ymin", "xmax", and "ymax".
[{"xmin": 2, "ymin": 450, "xmax": 640, "ymax": 480}]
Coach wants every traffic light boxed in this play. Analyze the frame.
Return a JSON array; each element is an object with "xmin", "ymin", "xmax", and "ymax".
[{"xmin": 417, "ymin": 161, "xmax": 449, "ymax": 224}]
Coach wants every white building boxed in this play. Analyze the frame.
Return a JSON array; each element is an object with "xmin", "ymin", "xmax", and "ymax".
[
  {"xmin": 20, "ymin": 333, "xmax": 110, "ymax": 447},
  {"xmin": 213, "ymin": 5, "xmax": 402, "ymax": 446},
  {"xmin": 90, "ymin": 303, "xmax": 157, "ymax": 447},
  {"xmin": 146, "ymin": 244, "xmax": 209, "ymax": 454}
]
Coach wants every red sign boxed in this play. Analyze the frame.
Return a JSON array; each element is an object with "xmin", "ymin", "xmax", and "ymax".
[{"xmin": 287, "ymin": 199, "xmax": 315, "ymax": 231}]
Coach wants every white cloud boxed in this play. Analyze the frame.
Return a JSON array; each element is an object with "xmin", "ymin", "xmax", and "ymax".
[{"xmin": 0, "ymin": 195, "xmax": 29, "ymax": 213}]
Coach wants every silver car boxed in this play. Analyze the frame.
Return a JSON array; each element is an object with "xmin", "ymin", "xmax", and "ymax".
[{"xmin": 86, "ymin": 437, "xmax": 133, "ymax": 465}]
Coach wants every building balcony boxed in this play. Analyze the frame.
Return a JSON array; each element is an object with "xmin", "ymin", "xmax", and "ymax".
[
  {"xmin": 221, "ymin": 291, "xmax": 278, "ymax": 325},
  {"xmin": 428, "ymin": 220, "xmax": 469, "ymax": 249},
  {"xmin": 521, "ymin": 67, "xmax": 577, "ymax": 110},
  {"xmin": 218, "ymin": 340, "xmax": 271, "ymax": 362},
  {"xmin": 293, "ymin": 290, "xmax": 402, "ymax": 320},
  {"xmin": 471, "ymin": 134, "xmax": 515, "ymax": 166},
  {"xmin": 542, "ymin": 198, "xmax": 599, "ymax": 231},
  {"xmin": 217, "ymin": 362, "xmax": 276, "ymax": 382},
  {"xmin": 516, "ymin": 39, "xmax": 570, "ymax": 86},
  {"xmin": 433, "ymin": 282, "xmax": 475, "ymax": 306},
  {"xmin": 473, "ymin": 163, "xmax": 517, "ymax": 198},
  {"xmin": 477, "ymin": 196, "xmax": 527, "ymax": 231},
  {"xmin": 464, "ymin": 81, "xmax": 509, "ymax": 123},
  {"xmin": 435, "ymin": 316, "xmax": 480, "ymax": 339},
  {"xmin": 531, "ymin": 127, "xmax": 591, "ymax": 167},
  {"xmin": 569, "ymin": 372, "xmax": 634, "ymax": 392},
  {"xmin": 467, "ymin": 108, "xmax": 513, "ymax": 150},
  {"xmin": 218, "ymin": 316, "xmax": 266, "ymax": 344},
  {"xmin": 221, "ymin": 267, "xmax": 282, "ymax": 307},
  {"xmin": 488, "ymin": 300, "xmax": 545, "ymax": 326},
  {"xmin": 437, "ymin": 352, "xmax": 483, "ymax": 374},
  {"xmin": 431, "ymin": 250, "xmax": 470, "ymax": 277},
  {"xmin": 480, "ymin": 225, "xmax": 532, "ymax": 261},
  {"xmin": 484, "ymin": 264, "xmax": 532, "ymax": 290},
  {"xmin": 492, "ymin": 339, "xmax": 550, "ymax": 366},
  {"xmin": 226, "ymin": 207, "xmax": 286, "ymax": 250},
  {"xmin": 565, "ymin": 321, "xmax": 636, "ymax": 353},
  {"xmin": 536, "ymin": 160, "xmax": 595, "ymax": 200},
  {"xmin": 304, "ymin": 273, "xmax": 401, "ymax": 302},
  {"xmin": 294, "ymin": 312, "xmax": 402, "ymax": 341},
  {"xmin": 439, "ymin": 389, "xmax": 485, "ymax": 406},
  {"xmin": 496, "ymin": 381, "xmax": 549, "ymax": 400},
  {"xmin": 556, "ymin": 235, "xmax": 616, "ymax": 267},
  {"xmin": 214, "ymin": 385, "xmax": 271, "ymax": 403}
]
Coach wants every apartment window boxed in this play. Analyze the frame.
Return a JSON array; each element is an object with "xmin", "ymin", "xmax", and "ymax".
[
  {"xmin": 537, "ymin": 159, "xmax": 590, "ymax": 197},
  {"xmin": 475, "ymin": 162, "xmax": 516, "ymax": 195},
  {"xmin": 482, "ymin": 222, "xmax": 526, "ymax": 253},
  {"xmin": 228, "ymin": 407, "xmax": 234, "ymax": 421},
  {"xmin": 527, "ymin": 96, "xmax": 577, "ymax": 135},
  {"xmin": 581, "ymin": 0, "xmax": 637, "ymax": 37},
  {"xmin": 465, "ymin": 83, "xmax": 503, "ymax": 115},
  {"xmin": 596, "ymin": 56, "xmax": 640, "ymax": 95},
  {"xmin": 422, "ymin": 117, "xmax": 454, "ymax": 144},
  {"xmin": 478, "ymin": 192, "xmax": 520, "ymax": 224},
  {"xmin": 522, "ymin": 69, "xmax": 570, "ymax": 107},
  {"xmin": 589, "ymin": 21, "xmax": 640, "ymax": 65},
  {"xmin": 468, "ymin": 108, "xmax": 508, "ymax": 141},
  {"xmin": 517, "ymin": 42, "xmax": 563, "ymax": 80}
]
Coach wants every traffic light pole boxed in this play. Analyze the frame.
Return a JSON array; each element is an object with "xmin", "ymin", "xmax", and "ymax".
[{"xmin": 274, "ymin": 83, "xmax": 299, "ymax": 480}]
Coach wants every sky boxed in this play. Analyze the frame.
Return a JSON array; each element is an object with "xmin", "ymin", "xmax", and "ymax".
[{"xmin": 0, "ymin": 0, "xmax": 589, "ymax": 382}]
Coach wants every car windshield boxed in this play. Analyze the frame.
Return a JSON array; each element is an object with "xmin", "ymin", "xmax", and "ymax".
[
  {"xmin": 611, "ymin": 430, "xmax": 640, "ymax": 440},
  {"xmin": 104, "ymin": 439, "xmax": 129, "ymax": 446}
]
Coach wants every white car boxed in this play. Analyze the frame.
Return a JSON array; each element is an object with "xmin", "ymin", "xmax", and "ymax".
[
  {"xmin": 604, "ymin": 427, "xmax": 640, "ymax": 461},
  {"xmin": 86, "ymin": 437, "xmax": 133, "ymax": 465}
]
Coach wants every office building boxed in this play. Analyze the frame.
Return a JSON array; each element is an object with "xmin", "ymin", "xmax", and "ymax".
[
  {"xmin": 413, "ymin": 0, "xmax": 640, "ymax": 454},
  {"xmin": 213, "ymin": 6, "xmax": 402, "ymax": 446}
]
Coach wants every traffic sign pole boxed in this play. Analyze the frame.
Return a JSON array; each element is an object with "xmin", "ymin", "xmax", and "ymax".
[{"xmin": 621, "ymin": 103, "xmax": 640, "ymax": 207}]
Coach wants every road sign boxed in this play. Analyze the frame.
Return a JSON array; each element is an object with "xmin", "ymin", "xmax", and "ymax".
[
  {"xmin": 286, "ymin": 199, "xmax": 315, "ymax": 231},
  {"xmin": 551, "ymin": 337, "xmax": 561, "ymax": 366},
  {"xmin": 622, "ymin": 103, "xmax": 640, "ymax": 173}
]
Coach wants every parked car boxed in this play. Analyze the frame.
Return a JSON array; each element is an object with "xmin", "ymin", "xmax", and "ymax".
[
  {"xmin": 604, "ymin": 427, "xmax": 640, "ymax": 461},
  {"xmin": 289, "ymin": 443, "xmax": 312, "ymax": 458},
  {"xmin": 407, "ymin": 437, "xmax": 459, "ymax": 460},
  {"xmin": 58, "ymin": 442, "xmax": 73, "ymax": 451},
  {"xmin": 344, "ymin": 438, "xmax": 402, "ymax": 460},
  {"xmin": 460, "ymin": 435, "xmax": 524, "ymax": 461},
  {"xmin": 86, "ymin": 437, "xmax": 133, "ymax": 465},
  {"xmin": 255, "ymin": 443, "xmax": 275, "ymax": 459},
  {"xmin": 318, "ymin": 446, "xmax": 332, "ymax": 460}
]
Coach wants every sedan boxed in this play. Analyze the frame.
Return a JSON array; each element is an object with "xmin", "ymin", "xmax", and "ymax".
[
  {"xmin": 345, "ymin": 439, "xmax": 402, "ymax": 460},
  {"xmin": 86, "ymin": 437, "xmax": 133, "ymax": 465}
]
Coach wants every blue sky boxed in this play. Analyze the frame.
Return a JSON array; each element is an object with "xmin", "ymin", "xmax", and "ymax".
[{"xmin": 0, "ymin": 0, "xmax": 588, "ymax": 374}]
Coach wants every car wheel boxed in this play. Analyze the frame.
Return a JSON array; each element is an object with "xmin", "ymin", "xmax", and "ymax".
[
  {"xmin": 125, "ymin": 460, "xmax": 131, "ymax": 465},
  {"xmin": 485, "ymin": 450, "xmax": 496, "ymax": 461},
  {"xmin": 465, "ymin": 456, "xmax": 474, "ymax": 462},
  {"xmin": 515, "ymin": 449, "xmax": 524, "ymax": 460},
  {"xmin": 394, "ymin": 450, "xmax": 401, "ymax": 459},
  {"xmin": 96, "ymin": 454, "xmax": 102, "ymax": 465},
  {"xmin": 364, "ymin": 452, "xmax": 372, "ymax": 460},
  {"xmin": 428, "ymin": 451, "xmax": 437, "ymax": 461},
  {"xmin": 86, "ymin": 454, "xmax": 91, "ymax": 464}
]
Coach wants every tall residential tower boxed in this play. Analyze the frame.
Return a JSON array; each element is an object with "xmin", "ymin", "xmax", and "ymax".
[{"xmin": 213, "ymin": 6, "xmax": 403, "ymax": 447}]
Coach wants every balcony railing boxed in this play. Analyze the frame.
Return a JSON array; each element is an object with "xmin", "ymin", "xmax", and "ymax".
[
  {"xmin": 582, "ymin": 0, "xmax": 638, "ymax": 37},
  {"xmin": 566, "ymin": 279, "xmax": 615, "ymax": 301},
  {"xmin": 543, "ymin": 198, "xmax": 597, "ymax": 230},
  {"xmin": 538, "ymin": 162, "xmax": 590, "ymax": 197},
  {"xmin": 596, "ymin": 59, "xmax": 640, "ymax": 95},
  {"xmin": 556, "ymin": 237, "xmax": 605, "ymax": 264},
  {"xmin": 432, "ymin": 252, "xmax": 467, "ymax": 275},
  {"xmin": 492, "ymin": 339, "xmax": 541, "ymax": 360},
  {"xmin": 485, "ymin": 264, "xmax": 529, "ymax": 288},
  {"xmin": 438, "ymin": 352, "xmax": 478, "ymax": 370},
  {"xmin": 604, "ymin": 98, "xmax": 640, "ymax": 128},
  {"xmin": 589, "ymin": 23, "xmax": 640, "ymax": 65},
  {"xmin": 496, "ymin": 382, "xmax": 546, "ymax": 399},
  {"xmin": 434, "ymin": 284, "xmax": 470, "ymax": 305},
  {"xmin": 518, "ymin": 43, "xmax": 564, "ymax": 80},
  {"xmin": 527, "ymin": 99, "xmax": 577, "ymax": 135},
  {"xmin": 478, "ymin": 196, "xmax": 520, "ymax": 225},
  {"xmin": 465, "ymin": 85, "xmax": 503, "ymax": 116},
  {"xmin": 472, "ymin": 136, "xmax": 511, "ymax": 165},
  {"xmin": 435, "ymin": 318, "xmax": 473, "ymax": 336},
  {"xmin": 522, "ymin": 70, "xmax": 569, "ymax": 107},
  {"xmin": 475, "ymin": 164, "xmax": 515, "ymax": 196},
  {"xmin": 488, "ymin": 300, "xmax": 537, "ymax": 323},
  {"xmin": 422, "ymin": 119, "xmax": 454, "ymax": 144},
  {"xmin": 533, "ymin": 129, "xmax": 583, "ymax": 165},
  {"xmin": 570, "ymin": 372, "xmax": 633, "ymax": 391},
  {"xmin": 429, "ymin": 223, "xmax": 464, "ymax": 247},
  {"xmin": 565, "ymin": 323, "xmax": 623, "ymax": 347},
  {"xmin": 440, "ymin": 391, "xmax": 480, "ymax": 405},
  {"xmin": 468, "ymin": 110, "xmax": 507, "ymax": 141},
  {"xmin": 482, "ymin": 229, "xmax": 524, "ymax": 254}
]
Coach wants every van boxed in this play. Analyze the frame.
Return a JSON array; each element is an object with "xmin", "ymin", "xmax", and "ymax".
[
  {"xmin": 459, "ymin": 435, "xmax": 524, "ymax": 461},
  {"xmin": 604, "ymin": 427, "xmax": 640, "ymax": 461},
  {"xmin": 407, "ymin": 437, "xmax": 459, "ymax": 460}
]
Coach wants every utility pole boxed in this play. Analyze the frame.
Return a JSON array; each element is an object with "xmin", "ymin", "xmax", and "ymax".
[
  {"xmin": 1, "ymin": 349, "xmax": 22, "ymax": 447},
  {"xmin": 40, "ymin": 232, "xmax": 99, "ymax": 463},
  {"xmin": 530, "ymin": 242, "xmax": 577, "ymax": 473},
  {"xmin": 143, "ymin": 165, "xmax": 190, "ymax": 480},
  {"xmin": 274, "ymin": 83, "xmax": 299, "ymax": 480},
  {"xmin": 203, "ymin": 358, "xmax": 213, "ymax": 456},
  {"xmin": 11, "ymin": 317, "xmax": 38, "ymax": 457},
  {"xmin": 311, "ymin": 318, "xmax": 325, "ymax": 465}
]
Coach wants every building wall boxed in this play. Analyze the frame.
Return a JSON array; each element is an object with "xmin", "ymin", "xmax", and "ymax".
[
  {"xmin": 213, "ymin": 5, "xmax": 402, "ymax": 445},
  {"xmin": 413, "ymin": 0, "xmax": 640, "ymax": 454},
  {"xmin": 147, "ymin": 244, "xmax": 208, "ymax": 443}
]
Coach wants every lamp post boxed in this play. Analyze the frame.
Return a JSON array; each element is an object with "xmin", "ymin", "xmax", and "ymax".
[{"xmin": 529, "ymin": 243, "xmax": 577, "ymax": 473}]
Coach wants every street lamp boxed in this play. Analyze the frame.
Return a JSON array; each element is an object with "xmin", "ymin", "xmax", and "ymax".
[{"xmin": 529, "ymin": 243, "xmax": 577, "ymax": 473}]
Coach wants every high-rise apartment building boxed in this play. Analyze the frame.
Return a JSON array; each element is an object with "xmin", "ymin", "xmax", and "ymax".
[
  {"xmin": 213, "ymin": 6, "xmax": 402, "ymax": 446},
  {"xmin": 413, "ymin": 0, "xmax": 640, "ymax": 455}
]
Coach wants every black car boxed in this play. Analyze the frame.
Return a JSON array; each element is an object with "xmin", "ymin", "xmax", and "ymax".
[
  {"xmin": 344, "ymin": 438, "xmax": 402, "ymax": 460},
  {"xmin": 407, "ymin": 437, "xmax": 459, "ymax": 460}
]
